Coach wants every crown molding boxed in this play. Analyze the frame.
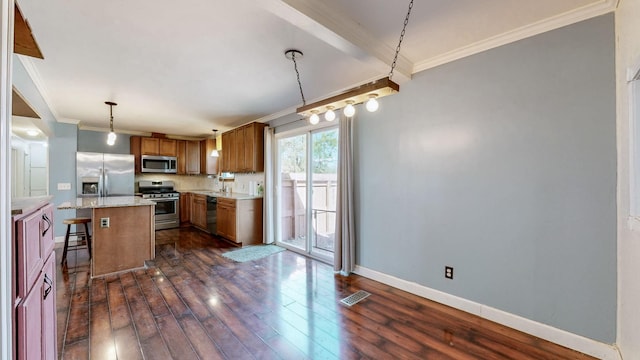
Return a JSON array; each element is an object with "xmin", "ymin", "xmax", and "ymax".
[
  {"xmin": 15, "ymin": 55, "xmax": 59, "ymax": 121},
  {"xmin": 413, "ymin": 0, "xmax": 618, "ymax": 74}
]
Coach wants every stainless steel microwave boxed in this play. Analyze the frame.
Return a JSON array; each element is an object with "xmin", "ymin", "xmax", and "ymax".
[{"xmin": 141, "ymin": 155, "xmax": 177, "ymax": 173}]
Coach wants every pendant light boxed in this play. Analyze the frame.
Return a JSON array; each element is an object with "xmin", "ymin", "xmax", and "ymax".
[
  {"xmin": 105, "ymin": 101, "xmax": 117, "ymax": 146},
  {"xmin": 210, "ymin": 129, "xmax": 219, "ymax": 157},
  {"xmin": 286, "ymin": 0, "xmax": 414, "ymax": 123}
]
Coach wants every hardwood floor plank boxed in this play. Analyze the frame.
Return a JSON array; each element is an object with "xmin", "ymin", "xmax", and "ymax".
[
  {"xmin": 154, "ymin": 274, "xmax": 191, "ymax": 318},
  {"xmin": 89, "ymin": 301, "xmax": 117, "ymax": 360},
  {"xmin": 132, "ymin": 270, "xmax": 172, "ymax": 317},
  {"xmin": 179, "ymin": 314, "xmax": 226, "ymax": 360},
  {"xmin": 201, "ymin": 315, "xmax": 254, "ymax": 360},
  {"xmin": 124, "ymin": 282, "xmax": 160, "ymax": 341},
  {"xmin": 113, "ymin": 325, "xmax": 144, "ymax": 360},
  {"xmin": 64, "ymin": 290, "xmax": 90, "ymax": 345},
  {"xmin": 90, "ymin": 277, "xmax": 107, "ymax": 303},
  {"xmin": 156, "ymin": 314, "xmax": 200, "ymax": 360},
  {"xmin": 56, "ymin": 228, "xmax": 598, "ymax": 360},
  {"xmin": 106, "ymin": 279, "xmax": 131, "ymax": 330},
  {"xmin": 139, "ymin": 333, "xmax": 174, "ymax": 360},
  {"xmin": 60, "ymin": 337, "xmax": 89, "ymax": 360}
]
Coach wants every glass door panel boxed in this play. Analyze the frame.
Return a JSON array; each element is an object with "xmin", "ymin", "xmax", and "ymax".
[
  {"xmin": 310, "ymin": 129, "xmax": 338, "ymax": 259},
  {"xmin": 277, "ymin": 134, "xmax": 307, "ymax": 251},
  {"xmin": 276, "ymin": 127, "xmax": 338, "ymax": 262}
]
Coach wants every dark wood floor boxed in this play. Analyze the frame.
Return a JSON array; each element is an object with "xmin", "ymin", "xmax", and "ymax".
[{"xmin": 56, "ymin": 227, "xmax": 596, "ymax": 360}]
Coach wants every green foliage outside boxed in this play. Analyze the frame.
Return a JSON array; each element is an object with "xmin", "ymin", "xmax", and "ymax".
[{"xmin": 279, "ymin": 128, "xmax": 338, "ymax": 174}]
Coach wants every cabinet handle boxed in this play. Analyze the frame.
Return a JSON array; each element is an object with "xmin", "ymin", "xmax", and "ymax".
[
  {"xmin": 42, "ymin": 213, "xmax": 52, "ymax": 237},
  {"xmin": 43, "ymin": 274, "xmax": 53, "ymax": 300}
]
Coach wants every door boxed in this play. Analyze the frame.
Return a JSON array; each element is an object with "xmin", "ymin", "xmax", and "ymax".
[{"xmin": 276, "ymin": 126, "xmax": 338, "ymax": 261}]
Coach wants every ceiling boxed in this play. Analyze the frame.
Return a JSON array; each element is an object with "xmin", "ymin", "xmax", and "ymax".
[{"xmin": 14, "ymin": 0, "xmax": 615, "ymax": 138}]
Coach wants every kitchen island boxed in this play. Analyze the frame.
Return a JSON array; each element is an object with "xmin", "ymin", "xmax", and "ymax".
[{"xmin": 58, "ymin": 196, "xmax": 155, "ymax": 277}]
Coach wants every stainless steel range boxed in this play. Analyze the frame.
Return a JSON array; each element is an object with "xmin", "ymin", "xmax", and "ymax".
[{"xmin": 138, "ymin": 180, "xmax": 180, "ymax": 230}]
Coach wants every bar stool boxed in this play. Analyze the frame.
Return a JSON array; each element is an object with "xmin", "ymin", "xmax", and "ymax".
[{"xmin": 62, "ymin": 217, "xmax": 92, "ymax": 264}]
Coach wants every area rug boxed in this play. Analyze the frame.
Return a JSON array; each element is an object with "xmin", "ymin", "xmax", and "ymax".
[{"xmin": 222, "ymin": 245, "xmax": 285, "ymax": 262}]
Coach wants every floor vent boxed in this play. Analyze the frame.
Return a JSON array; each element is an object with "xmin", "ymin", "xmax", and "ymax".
[{"xmin": 340, "ymin": 290, "xmax": 371, "ymax": 306}]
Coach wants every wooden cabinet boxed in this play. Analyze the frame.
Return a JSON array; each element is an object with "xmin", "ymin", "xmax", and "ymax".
[
  {"xmin": 186, "ymin": 140, "xmax": 200, "ymax": 175},
  {"xmin": 176, "ymin": 140, "xmax": 200, "ymax": 175},
  {"xmin": 140, "ymin": 137, "xmax": 177, "ymax": 156},
  {"xmin": 179, "ymin": 192, "xmax": 191, "ymax": 225},
  {"xmin": 131, "ymin": 136, "xmax": 178, "ymax": 173},
  {"xmin": 221, "ymin": 131, "xmax": 235, "ymax": 172},
  {"xmin": 221, "ymin": 122, "xmax": 266, "ymax": 173},
  {"xmin": 159, "ymin": 138, "xmax": 177, "ymax": 156},
  {"xmin": 13, "ymin": 201, "xmax": 57, "ymax": 360},
  {"xmin": 200, "ymin": 138, "xmax": 219, "ymax": 175},
  {"xmin": 130, "ymin": 136, "xmax": 142, "ymax": 173},
  {"xmin": 216, "ymin": 197, "xmax": 263, "ymax": 245},
  {"xmin": 191, "ymin": 194, "xmax": 208, "ymax": 230},
  {"xmin": 176, "ymin": 140, "xmax": 186, "ymax": 175},
  {"xmin": 216, "ymin": 197, "xmax": 236, "ymax": 241}
]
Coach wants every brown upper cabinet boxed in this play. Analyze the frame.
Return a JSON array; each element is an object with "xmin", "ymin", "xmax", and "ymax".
[
  {"xmin": 221, "ymin": 131, "xmax": 235, "ymax": 173},
  {"xmin": 131, "ymin": 136, "xmax": 180, "ymax": 173},
  {"xmin": 140, "ymin": 137, "xmax": 177, "ymax": 156},
  {"xmin": 174, "ymin": 139, "xmax": 200, "ymax": 175},
  {"xmin": 221, "ymin": 122, "xmax": 266, "ymax": 173},
  {"xmin": 200, "ymin": 138, "xmax": 219, "ymax": 175},
  {"xmin": 185, "ymin": 140, "xmax": 200, "ymax": 175}
]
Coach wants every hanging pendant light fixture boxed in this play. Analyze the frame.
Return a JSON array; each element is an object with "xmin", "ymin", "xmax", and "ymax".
[
  {"xmin": 210, "ymin": 129, "xmax": 220, "ymax": 157},
  {"xmin": 287, "ymin": 0, "xmax": 413, "ymax": 123},
  {"xmin": 105, "ymin": 101, "xmax": 117, "ymax": 146}
]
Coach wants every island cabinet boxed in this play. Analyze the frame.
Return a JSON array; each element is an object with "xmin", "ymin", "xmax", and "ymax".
[
  {"xmin": 217, "ymin": 197, "xmax": 263, "ymax": 245},
  {"xmin": 13, "ymin": 201, "xmax": 56, "ymax": 360},
  {"xmin": 179, "ymin": 192, "xmax": 191, "ymax": 225},
  {"xmin": 200, "ymin": 138, "xmax": 219, "ymax": 175},
  {"xmin": 221, "ymin": 122, "xmax": 266, "ymax": 173},
  {"xmin": 191, "ymin": 194, "xmax": 208, "ymax": 230}
]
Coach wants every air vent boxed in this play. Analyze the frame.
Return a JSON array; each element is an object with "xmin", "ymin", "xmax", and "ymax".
[{"xmin": 340, "ymin": 290, "xmax": 371, "ymax": 306}]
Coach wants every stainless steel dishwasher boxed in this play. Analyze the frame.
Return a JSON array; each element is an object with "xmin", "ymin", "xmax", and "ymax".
[{"xmin": 206, "ymin": 196, "xmax": 217, "ymax": 235}]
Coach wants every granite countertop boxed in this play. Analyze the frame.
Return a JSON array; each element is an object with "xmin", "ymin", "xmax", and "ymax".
[
  {"xmin": 11, "ymin": 195, "xmax": 54, "ymax": 216},
  {"xmin": 178, "ymin": 189, "xmax": 263, "ymax": 200},
  {"xmin": 57, "ymin": 196, "xmax": 156, "ymax": 210}
]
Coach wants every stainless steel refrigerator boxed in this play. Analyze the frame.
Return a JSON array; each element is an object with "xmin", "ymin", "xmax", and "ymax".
[{"xmin": 76, "ymin": 152, "xmax": 134, "ymax": 197}]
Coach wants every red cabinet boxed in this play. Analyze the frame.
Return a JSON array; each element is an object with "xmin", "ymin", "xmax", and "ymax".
[{"xmin": 13, "ymin": 202, "xmax": 57, "ymax": 360}]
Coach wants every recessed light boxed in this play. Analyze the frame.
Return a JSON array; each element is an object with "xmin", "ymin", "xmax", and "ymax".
[{"xmin": 26, "ymin": 129, "xmax": 39, "ymax": 136}]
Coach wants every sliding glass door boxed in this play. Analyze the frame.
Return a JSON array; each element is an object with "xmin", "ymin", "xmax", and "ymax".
[{"xmin": 276, "ymin": 126, "xmax": 338, "ymax": 262}]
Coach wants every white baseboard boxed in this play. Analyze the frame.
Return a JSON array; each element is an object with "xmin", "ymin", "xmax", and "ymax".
[
  {"xmin": 353, "ymin": 265, "xmax": 621, "ymax": 360},
  {"xmin": 55, "ymin": 235, "xmax": 65, "ymax": 243}
]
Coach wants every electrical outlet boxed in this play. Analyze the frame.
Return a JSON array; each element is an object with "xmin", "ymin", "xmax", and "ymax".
[
  {"xmin": 100, "ymin": 217, "xmax": 110, "ymax": 228},
  {"xmin": 445, "ymin": 266, "xmax": 454, "ymax": 279},
  {"xmin": 57, "ymin": 182, "xmax": 71, "ymax": 190}
]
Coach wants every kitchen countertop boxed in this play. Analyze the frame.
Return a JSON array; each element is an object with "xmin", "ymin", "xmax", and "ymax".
[
  {"xmin": 178, "ymin": 189, "xmax": 263, "ymax": 200},
  {"xmin": 57, "ymin": 196, "xmax": 156, "ymax": 210},
  {"xmin": 11, "ymin": 195, "xmax": 54, "ymax": 216}
]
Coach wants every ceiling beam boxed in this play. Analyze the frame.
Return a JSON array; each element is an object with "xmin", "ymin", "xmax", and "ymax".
[{"xmin": 260, "ymin": 0, "xmax": 413, "ymax": 83}]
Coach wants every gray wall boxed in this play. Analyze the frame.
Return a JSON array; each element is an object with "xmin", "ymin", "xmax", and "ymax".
[
  {"xmin": 48, "ymin": 122, "xmax": 78, "ymax": 237},
  {"xmin": 78, "ymin": 130, "xmax": 131, "ymax": 154},
  {"xmin": 353, "ymin": 15, "xmax": 616, "ymax": 342}
]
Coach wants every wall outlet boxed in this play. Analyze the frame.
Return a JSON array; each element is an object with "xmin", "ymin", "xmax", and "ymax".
[
  {"xmin": 100, "ymin": 217, "xmax": 110, "ymax": 228},
  {"xmin": 57, "ymin": 182, "xmax": 71, "ymax": 190},
  {"xmin": 445, "ymin": 266, "xmax": 454, "ymax": 279}
]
